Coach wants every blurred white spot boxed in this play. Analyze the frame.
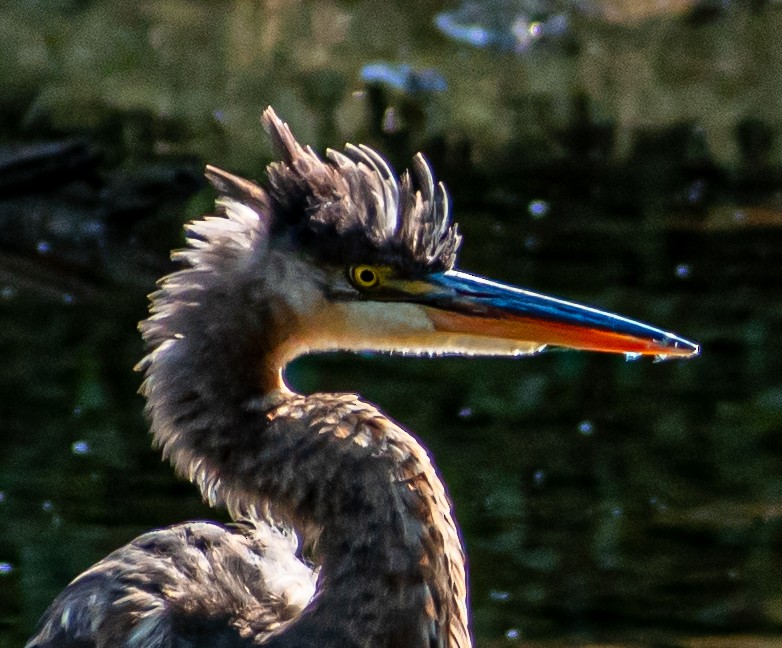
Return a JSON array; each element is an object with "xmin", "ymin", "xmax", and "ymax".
[
  {"xmin": 1, "ymin": 286, "xmax": 15, "ymax": 300},
  {"xmin": 434, "ymin": 12, "xmax": 492, "ymax": 47},
  {"xmin": 528, "ymin": 200, "xmax": 549, "ymax": 218},
  {"xmin": 532, "ymin": 469, "xmax": 545, "ymax": 486},
  {"xmin": 611, "ymin": 506, "xmax": 623, "ymax": 518},
  {"xmin": 733, "ymin": 210, "xmax": 746, "ymax": 222},
  {"xmin": 382, "ymin": 107, "xmax": 398, "ymax": 134},
  {"xmin": 72, "ymin": 406, "xmax": 82, "ymax": 417},
  {"xmin": 675, "ymin": 263, "xmax": 691, "ymax": 279},
  {"xmin": 577, "ymin": 420, "xmax": 593, "ymax": 435},
  {"xmin": 687, "ymin": 180, "xmax": 704, "ymax": 204},
  {"xmin": 36, "ymin": 240, "xmax": 51, "ymax": 254},
  {"xmin": 624, "ymin": 352, "xmax": 642, "ymax": 362},
  {"xmin": 505, "ymin": 628, "xmax": 521, "ymax": 640},
  {"xmin": 71, "ymin": 440, "xmax": 91, "ymax": 456},
  {"xmin": 489, "ymin": 589, "xmax": 511, "ymax": 601},
  {"xmin": 528, "ymin": 21, "xmax": 543, "ymax": 37},
  {"xmin": 0, "ymin": 492, "xmax": 5, "ymax": 504},
  {"xmin": 457, "ymin": 407, "xmax": 473, "ymax": 419},
  {"xmin": 0, "ymin": 562, "xmax": 13, "ymax": 575},
  {"xmin": 42, "ymin": 500, "xmax": 53, "ymax": 512}
]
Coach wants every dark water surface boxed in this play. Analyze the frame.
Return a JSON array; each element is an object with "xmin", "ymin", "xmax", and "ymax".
[{"xmin": 1, "ymin": 1, "xmax": 781, "ymax": 646}]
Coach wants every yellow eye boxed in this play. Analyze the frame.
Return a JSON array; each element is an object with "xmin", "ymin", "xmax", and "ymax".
[{"xmin": 349, "ymin": 265, "xmax": 383, "ymax": 289}]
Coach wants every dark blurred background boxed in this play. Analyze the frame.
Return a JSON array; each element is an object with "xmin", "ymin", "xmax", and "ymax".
[{"xmin": 1, "ymin": 1, "xmax": 781, "ymax": 646}]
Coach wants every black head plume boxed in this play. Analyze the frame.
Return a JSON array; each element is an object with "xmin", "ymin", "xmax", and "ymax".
[{"xmin": 261, "ymin": 107, "xmax": 461, "ymax": 273}]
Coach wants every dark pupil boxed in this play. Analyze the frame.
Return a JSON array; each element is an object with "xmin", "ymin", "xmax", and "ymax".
[{"xmin": 359, "ymin": 269, "xmax": 376, "ymax": 284}]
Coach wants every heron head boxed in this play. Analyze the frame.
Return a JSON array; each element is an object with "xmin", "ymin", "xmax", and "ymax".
[{"xmin": 165, "ymin": 108, "xmax": 698, "ymax": 391}]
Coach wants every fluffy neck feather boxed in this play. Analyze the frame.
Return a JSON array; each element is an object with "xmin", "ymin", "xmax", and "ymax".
[{"xmin": 137, "ymin": 203, "xmax": 471, "ymax": 647}]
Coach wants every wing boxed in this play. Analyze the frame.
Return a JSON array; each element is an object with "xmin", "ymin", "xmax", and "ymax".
[{"xmin": 25, "ymin": 521, "xmax": 317, "ymax": 648}]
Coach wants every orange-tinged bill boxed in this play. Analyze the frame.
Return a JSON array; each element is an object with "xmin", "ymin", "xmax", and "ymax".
[{"xmin": 413, "ymin": 270, "xmax": 699, "ymax": 358}]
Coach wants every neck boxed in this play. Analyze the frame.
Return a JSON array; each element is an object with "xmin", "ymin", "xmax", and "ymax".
[{"xmin": 138, "ymin": 256, "xmax": 471, "ymax": 647}]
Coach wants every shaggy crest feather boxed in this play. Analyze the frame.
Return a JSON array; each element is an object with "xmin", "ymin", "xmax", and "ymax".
[
  {"xmin": 154, "ymin": 107, "xmax": 461, "ymax": 282},
  {"xmin": 172, "ymin": 196, "xmax": 267, "ymax": 270},
  {"xmin": 261, "ymin": 107, "xmax": 461, "ymax": 271}
]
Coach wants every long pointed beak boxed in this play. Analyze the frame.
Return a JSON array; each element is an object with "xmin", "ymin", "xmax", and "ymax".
[{"xmin": 389, "ymin": 270, "xmax": 699, "ymax": 358}]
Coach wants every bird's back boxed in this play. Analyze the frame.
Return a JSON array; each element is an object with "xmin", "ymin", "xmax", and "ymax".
[{"xmin": 25, "ymin": 521, "xmax": 316, "ymax": 648}]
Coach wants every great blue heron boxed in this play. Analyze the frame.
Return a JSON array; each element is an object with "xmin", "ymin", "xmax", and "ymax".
[{"xmin": 26, "ymin": 108, "xmax": 698, "ymax": 648}]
